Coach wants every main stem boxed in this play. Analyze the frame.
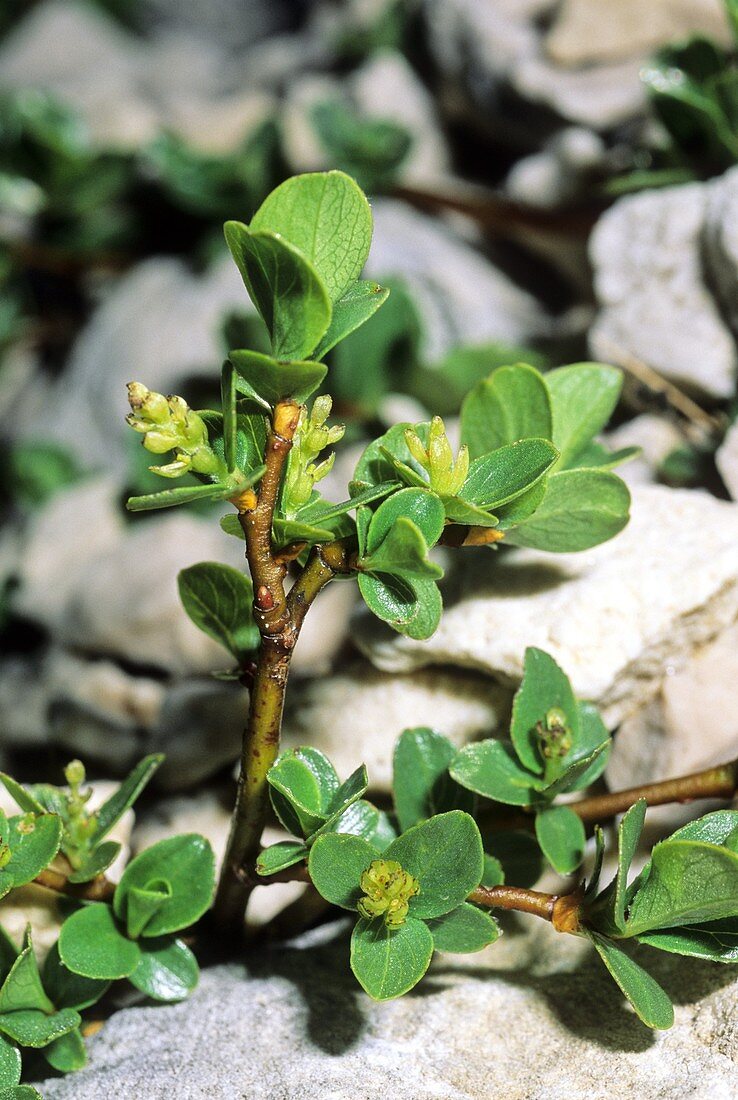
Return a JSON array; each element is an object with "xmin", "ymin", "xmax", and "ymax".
[{"xmin": 214, "ymin": 401, "xmax": 352, "ymax": 934}]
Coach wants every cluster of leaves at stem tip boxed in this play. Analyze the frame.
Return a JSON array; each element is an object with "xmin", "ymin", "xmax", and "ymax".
[
  {"xmin": 611, "ymin": 0, "xmax": 738, "ymax": 191},
  {"xmin": 0, "ymin": 755, "xmax": 216, "ymax": 1096}
]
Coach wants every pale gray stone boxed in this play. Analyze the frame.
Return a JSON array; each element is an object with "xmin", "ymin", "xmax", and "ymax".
[
  {"xmin": 366, "ymin": 201, "xmax": 549, "ymax": 364},
  {"xmin": 704, "ymin": 165, "xmax": 738, "ymax": 338},
  {"xmin": 590, "ymin": 183, "xmax": 737, "ymax": 399},
  {"xmin": 716, "ymin": 419, "xmax": 738, "ymax": 499},
  {"xmin": 283, "ymin": 661, "xmax": 511, "ymax": 793},
  {"xmin": 36, "ymin": 919, "xmax": 738, "ymax": 1099},
  {"xmin": 357, "ymin": 487, "xmax": 738, "ymax": 728},
  {"xmin": 603, "ymin": 414, "xmax": 685, "ymax": 486}
]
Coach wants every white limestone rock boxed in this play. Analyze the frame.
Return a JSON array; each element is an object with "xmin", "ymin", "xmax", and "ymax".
[
  {"xmin": 283, "ymin": 661, "xmax": 511, "ymax": 792},
  {"xmin": 546, "ymin": 0, "xmax": 731, "ymax": 67},
  {"xmin": 590, "ymin": 182, "xmax": 737, "ymax": 400},
  {"xmin": 357, "ymin": 486, "xmax": 738, "ymax": 728},
  {"xmin": 716, "ymin": 419, "xmax": 738, "ymax": 499},
  {"xmin": 37, "ymin": 918, "xmax": 738, "ymax": 1099},
  {"xmin": 366, "ymin": 201, "xmax": 549, "ymax": 363},
  {"xmin": 704, "ymin": 165, "xmax": 738, "ymax": 337}
]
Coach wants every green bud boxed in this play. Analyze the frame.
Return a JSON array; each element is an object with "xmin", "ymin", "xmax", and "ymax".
[
  {"xmin": 64, "ymin": 760, "xmax": 86, "ymax": 789},
  {"xmin": 536, "ymin": 707, "xmax": 573, "ymax": 759},
  {"xmin": 125, "ymin": 383, "xmax": 222, "ymax": 481},
  {"xmin": 282, "ymin": 396, "xmax": 345, "ymax": 516},
  {"xmin": 357, "ymin": 859, "xmax": 420, "ymax": 929},
  {"xmin": 404, "ymin": 417, "xmax": 469, "ymax": 497}
]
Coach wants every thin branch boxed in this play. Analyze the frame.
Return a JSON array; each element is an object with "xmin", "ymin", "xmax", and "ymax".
[{"xmin": 34, "ymin": 867, "xmax": 116, "ymax": 902}]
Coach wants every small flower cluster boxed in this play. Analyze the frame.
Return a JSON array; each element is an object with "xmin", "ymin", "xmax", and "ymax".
[
  {"xmin": 283, "ymin": 395, "xmax": 345, "ymax": 512},
  {"xmin": 405, "ymin": 416, "xmax": 469, "ymax": 496},
  {"xmin": 126, "ymin": 382, "xmax": 220, "ymax": 479},
  {"xmin": 357, "ymin": 859, "xmax": 420, "ymax": 928}
]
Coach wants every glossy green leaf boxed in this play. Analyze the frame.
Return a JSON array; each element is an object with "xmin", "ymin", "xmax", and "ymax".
[
  {"xmin": 360, "ymin": 518, "xmax": 443, "ymax": 583},
  {"xmin": 393, "ymin": 727, "xmax": 474, "ymax": 833},
  {"xmin": 0, "ymin": 1088, "xmax": 43, "ymax": 1099},
  {"xmin": 493, "ymin": 480, "xmax": 547, "ymax": 530},
  {"xmin": 587, "ymin": 931, "xmax": 674, "ymax": 1030},
  {"xmin": 329, "ymin": 801, "xmax": 397, "ymax": 850},
  {"xmin": 383, "ymin": 811, "xmax": 483, "ymax": 919},
  {"xmin": 0, "ymin": 945, "xmax": 53, "ymax": 1015},
  {"xmin": 256, "ymin": 841, "xmax": 308, "ymax": 877},
  {"xmin": 42, "ymin": 943, "xmax": 109, "ymax": 1011},
  {"xmin": 250, "ymin": 171, "xmax": 373, "ymax": 303},
  {"xmin": 124, "ymin": 883, "xmax": 172, "ymax": 939},
  {"xmin": 0, "ymin": 1036, "xmax": 20, "ymax": 1088},
  {"xmin": 365, "ymin": 487, "xmax": 445, "ymax": 552},
  {"xmin": 114, "ymin": 834, "xmax": 215, "ymax": 937},
  {"xmin": 351, "ymin": 423, "xmax": 424, "ymax": 493},
  {"xmin": 229, "ymin": 349, "xmax": 327, "ymax": 408},
  {"xmin": 59, "ymin": 905, "xmax": 139, "ymax": 980},
  {"xmin": 636, "ymin": 919, "xmax": 738, "ymax": 963},
  {"xmin": 224, "ymin": 223, "xmax": 331, "ymax": 361},
  {"xmin": 426, "ymin": 903, "xmax": 499, "ymax": 953},
  {"xmin": 0, "ymin": 1008, "xmax": 80, "ymax": 1049},
  {"xmin": 125, "ymin": 481, "xmax": 235, "ymax": 513},
  {"xmin": 460, "ymin": 439, "xmax": 557, "ymax": 510},
  {"xmin": 614, "ymin": 800, "xmax": 647, "ymax": 930},
  {"xmin": 314, "ymin": 766, "xmax": 370, "ymax": 838},
  {"xmin": 129, "ymin": 937, "xmax": 199, "ymax": 1003},
  {"xmin": 665, "ymin": 809, "xmax": 738, "ymax": 849},
  {"xmin": 357, "ymin": 572, "xmax": 442, "ymax": 640},
  {"xmin": 43, "ymin": 1027, "xmax": 86, "ymax": 1072},
  {"xmin": 460, "ymin": 363, "xmax": 552, "ymax": 459},
  {"xmin": 545, "ymin": 364, "xmax": 623, "ymax": 469},
  {"xmin": 626, "ymin": 841, "xmax": 738, "ymax": 935},
  {"xmin": 441, "ymin": 495, "xmax": 500, "ymax": 528},
  {"xmin": 67, "ymin": 840, "xmax": 121, "ymax": 884},
  {"xmin": 566, "ymin": 703, "xmax": 611, "ymax": 790},
  {"xmin": 542, "ymin": 741, "xmax": 611, "ymax": 799},
  {"xmin": 510, "ymin": 647, "xmax": 579, "ymax": 776},
  {"xmin": 450, "ymin": 740, "xmax": 542, "ymax": 806},
  {"xmin": 313, "ymin": 280, "xmax": 389, "ymax": 360},
  {"xmin": 350, "ymin": 916, "xmax": 433, "ymax": 1001},
  {"xmin": 0, "ymin": 777, "xmax": 43, "ymax": 816},
  {"xmin": 481, "ymin": 854, "xmax": 505, "ymax": 888},
  {"xmin": 535, "ymin": 805, "xmax": 586, "ymax": 875},
  {"xmin": 308, "ymin": 833, "xmax": 380, "ymax": 910},
  {"xmin": 0, "ymin": 815, "xmax": 63, "ymax": 899},
  {"xmin": 200, "ymin": 410, "xmax": 267, "ymax": 479},
  {"xmin": 267, "ymin": 748, "xmax": 340, "ymax": 837},
  {"xmin": 505, "ymin": 469, "xmax": 630, "ymax": 552},
  {"xmin": 178, "ymin": 561, "xmax": 259, "ymax": 662},
  {"xmin": 93, "ymin": 754, "xmax": 164, "ymax": 843}
]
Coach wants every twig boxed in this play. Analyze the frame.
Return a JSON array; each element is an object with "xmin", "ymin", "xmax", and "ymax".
[{"xmin": 34, "ymin": 867, "xmax": 116, "ymax": 903}]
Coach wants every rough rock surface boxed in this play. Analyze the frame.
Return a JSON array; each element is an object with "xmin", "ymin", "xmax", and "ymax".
[
  {"xmin": 366, "ymin": 201, "xmax": 549, "ymax": 363},
  {"xmin": 590, "ymin": 182, "xmax": 737, "ymax": 399},
  {"xmin": 357, "ymin": 487, "xmax": 738, "ymax": 727},
  {"xmin": 283, "ymin": 661, "xmax": 511, "ymax": 792},
  {"xmin": 37, "ymin": 920, "xmax": 738, "ymax": 1099}
]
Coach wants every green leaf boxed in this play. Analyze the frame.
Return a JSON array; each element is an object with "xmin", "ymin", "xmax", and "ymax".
[
  {"xmin": 0, "ymin": 1008, "xmax": 81, "ymax": 1049},
  {"xmin": 545, "ymin": 363, "xmax": 623, "ymax": 469},
  {"xmin": 350, "ymin": 916, "xmax": 433, "ymax": 1001},
  {"xmin": 129, "ymin": 937, "xmax": 199, "ymax": 1003},
  {"xmin": 357, "ymin": 572, "xmax": 442, "ymax": 640},
  {"xmin": 125, "ymin": 481, "xmax": 235, "ymax": 513},
  {"xmin": 383, "ymin": 811, "xmax": 483, "ymax": 919},
  {"xmin": 510, "ymin": 647, "xmax": 579, "ymax": 776},
  {"xmin": 0, "ymin": 1088, "xmax": 43, "ymax": 1099},
  {"xmin": 267, "ymin": 748, "xmax": 340, "ymax": 837},
  {"xmin": 626, "ymin": 841, "xmax": 738, "ymax": 935},
  {"xmin": 542, "ymin": 741, "xmax": 611, "ymax": 798},
  {"xmin": 200, "ymin": 410, "xmax": 267, "ymax": 479},
  {"xmin": 42, "ymin": 943, "xmax": 109, "ymax": 1011},
  {"xmin": 0, "ymin": 944, "xmax": 53, "ymax": 1015},
  {"xmin": 43, "ymin": 1027, "xmax": 86, "ymax": 1072},
  {"xmin": 313, "ymin": 766, "xmax": 370, "ymax": 838},
  {"xmin": 360, "ymin": 517, "xmax": 444, "ymax": 583},
  {"xmin": 59, "ymin": 905, "xmax": 139, "ymax": 980},
  {"xmin": 93, "ymin": 754, "xmax": 164, "ymax": 843},
  {"xmin": 308, "ymin": 482, "xmax": 399, "ymax": 525},
  {"xmin": 460, "ymin": 363, "xmax": 552, "ymax": 459},
  {"xmin": 494, "ymin": 480, "xmax": 547, "ymax": 531},
  {"xmin": 365, "ymin": 487, "xmax": 445, "ymax": 551},
  {"xmin": 636, "ymin": 920, "xmax": 738, "ymax": 963},
  {"xmin": 256, "ymin": 841, "xmax": 308, "ymax": 877},
  {"xmin": 665, "ymin": 809, "xmax": 738, "ymax": 849},
  {"xmin": 0, "ymin": 815, "xmax": 62, "ymax": 899},
  {"xmin": 426, "ymin": 903, "xmax": 499, "ymax": 953},
  {"xmin": 450, "ymin": 740, "xmax": 542, "ymax": 806},
  {"xmin": 566, "ymin": 703, "xmax": 611, "ymax": 790},
  {"xmin": 178, "ymin": 561, "xmax": 259, "ymax": 662},
  {"xmin": 614, "ymin": 800, "xmax": 647, "ymax": 930},
  {"xmin": 481, "ymin": 854, "xmax": 505, "ymax": 888},
  {"xmin": 460, "ymin": 440, "xmax": 558, "ymax": 510},
  {"xmin": 114, "ymin": 834, "xmax": 215, "ymax": 937},
  {"xmin": 229, "ymin": 349, "xmax": 327, "ymax": 408},
  {"xmin": 308, "ymin": 833, "xmax": 380, "ymax": 910},
  {"xmin": 67, "ymin": 840, "xmax": 121, "ymax": 884},
  {"xmin": 535, "ymin": 805, "xmax": 586, "ymax": 875},
  {"xmin": 249, "ymin": 171, "xmax": 373, "ymax": 304},
  {"xmin": 352, "ymin": 423, "xmax": 424, "ymax": 492},
  {"xmin": 124, "ymin": 884, "xmax": 172, "ymax": 939},
  {"xmin": 328, "ymin": 801, "xmax": 396, "ymax": 850},
  {"xmin": 393, "ymin": 727, "xmax": 474, "ymax": 833},
  {"xmin": 221, "ymin": 360, "xmax": 238, "ymax": 473},
  {"xmin": 313, "ymin": 280, "xmax": 389, "ymax": 360},
  {"xmin": 505, "ymin": 469, "xmax": 630, "ymax": 552},
  {"xmin": 586, "ymin": 931, "xmax": 674, "ymax": 1030},
  {"xmin": 224, "ymin": 223, "xmax": 331, "ymax": 361},
  {"xmin": 0, "ymin": 778, "xmax": 43, "ymax": 817},
  {"xmin": 0, "ymin": 1036, "xmax": 20, "ymax": 1088}
]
